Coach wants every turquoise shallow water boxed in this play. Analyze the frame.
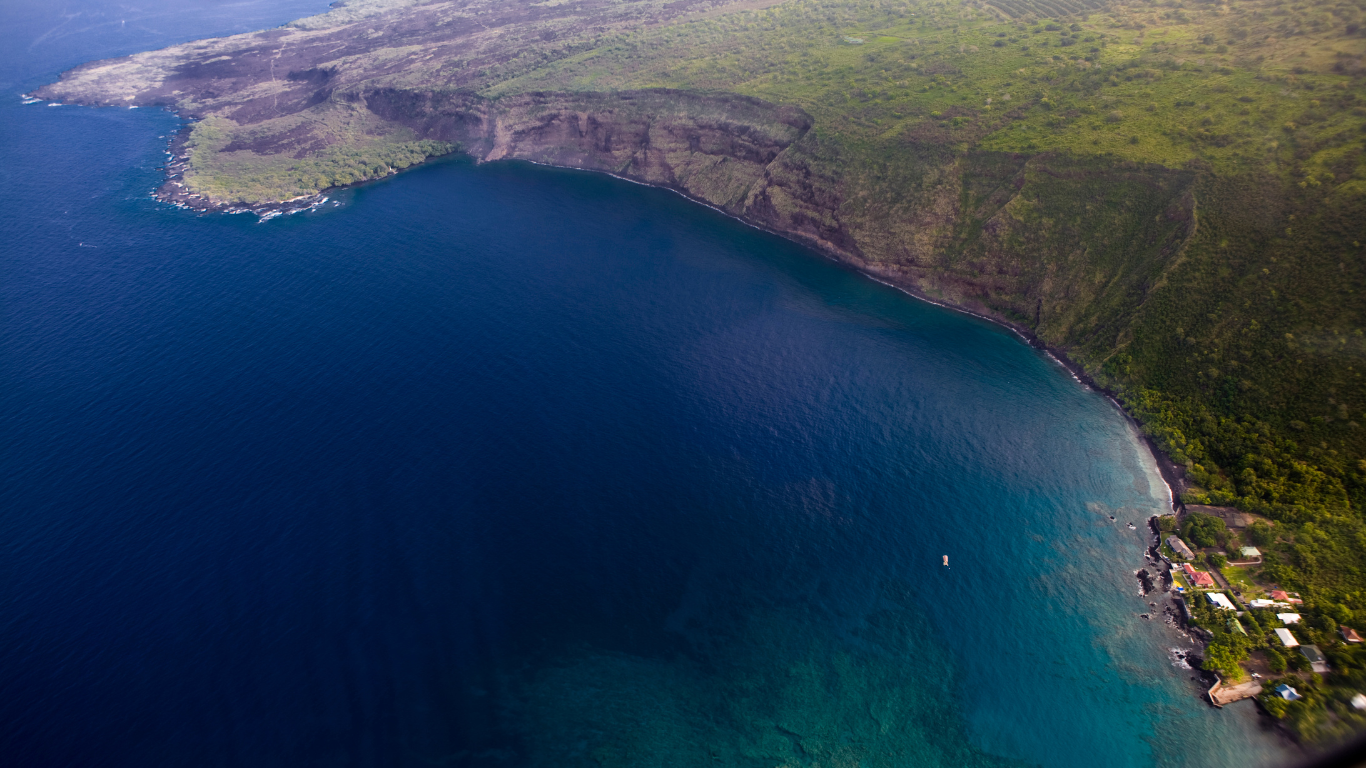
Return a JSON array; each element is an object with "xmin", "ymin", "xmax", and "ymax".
[{"xmin": 0, "ymin": 3, "xmax": 1294, "ymax": 766}]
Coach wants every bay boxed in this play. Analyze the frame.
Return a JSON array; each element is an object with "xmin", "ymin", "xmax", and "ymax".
[{"xmin": 0, "ymin": 3, "xmax": 1292, "ymax": 766}]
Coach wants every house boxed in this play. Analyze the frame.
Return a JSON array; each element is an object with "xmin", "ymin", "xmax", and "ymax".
[
  {"xmin": 1206, "ymin": 592, "xmax": 1236, "ymax": 611},
  {"xmin": 1166, "ymin": 536, "xmax": 1196, "ymax": 560},
  {"xmin": 1275, "ymin": 628, "xmax": 1300, "ymax": 647},
  {"xmin": 1277, "ymin": 613, "xmax": 1302, "ymax": 624},
  {"xmin": 1238, "ymin": 546, "xmax": 1262, "ymax": 560},
  {"xmin": 1250, "ymin": 599, "xmax": 1292, "ymax": 609},
  {"xmin": 1300, "ymin": 645, "xmax": 1329, "ymax": 674},
  {"xmin": 1276, "ymin": 684, "xmax": 1303, "ymax": 701},
  {"xmin": 1352, "ymin": 693, "xmax": 1366, "ymax": 711},
  {"xmin": 1343, "ymin": 627, "xmax": 1363, "ymax": 643},
  {"xmin": 1271, "ymin": 590, "xmax": 1304, "ymax": 604},
  {"xmin": 1182, "ymin": 562, "xmax": 1216, "ymax": 587}
]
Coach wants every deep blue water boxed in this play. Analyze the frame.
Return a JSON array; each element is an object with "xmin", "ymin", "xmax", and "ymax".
[{"xmin": 0, "ymin": 3, "xmax": 1293, "ymax": 767}]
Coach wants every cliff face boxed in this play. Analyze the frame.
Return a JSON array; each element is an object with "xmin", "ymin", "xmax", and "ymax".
[
  {"xmin": 360, "ymin": 88, "xmax": 872, "ymax": 261},
  {"xmin": 367, "ymin": 90, "xmax": 804, "ymax": 203},
  {"xmin": 352, "ymin": 85, "xmax": 1196, "ymax": 358},
  {"xmin": 360, "ymin": 86, "xmax": 1196, "ymax": 356}
]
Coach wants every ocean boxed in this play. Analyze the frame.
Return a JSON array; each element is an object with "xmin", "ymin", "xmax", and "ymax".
[{"xmin": 0, "ymin": 2, "xmax": 1293, "ymax": 766}]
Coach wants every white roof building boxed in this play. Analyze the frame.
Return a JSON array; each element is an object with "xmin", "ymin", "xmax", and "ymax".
[
  {"xmin": 1277, "ymin": 613, "xmax": 1302, "ymax": 624},
  {"xmin": 1240, "ymin": 546, "xmax": 1262, "ymax": 558},
  {"xmin": 1206, "ymin": 592, "xmax": 1236, "ymax": 611},
  {"xmin": 1275, "ymin": 628, "xmax": 1300, "ymax": 647},
  {"xmin": 1250, "ymin": 599, "xmax": 1291, "ymax": 609},
  {"xmin": 1352, "ymin": 694, "xmax": 1366, "ymax": 711}
]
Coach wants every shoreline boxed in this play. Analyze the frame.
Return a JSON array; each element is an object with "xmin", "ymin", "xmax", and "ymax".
[
  {"xmin": 151, "ymin": 123, "xmax": 338, "ymax": 220},
  {"xmin": 132, "ymin": 106, "xmax": 1193, "ymax": 516},
  {"xmin": 27, "ymin": 94, "xmax": 1193, "ymax": 514},
  {"xmin": 136, "ymin": 112, "xmax": 1195, "ymax": 513}
]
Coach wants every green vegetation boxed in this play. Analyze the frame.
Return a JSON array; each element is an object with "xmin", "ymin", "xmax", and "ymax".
[
  {"xmin": 1221, "ymin": 564, "xmax": 1257, "ymax": 590},
  {"xmin": 1260, "ymin": 671, "xmax": 1366, "ymax": 744},
  {"xmin": 185, "ymin": 112, "xmax": 453, "ymax": 203},
  {"xmin": 1188, "ymin": 594, "xmax": 1255, "ymax": 680},
  {"xmin": 492, "ymin": 0, "xmax": 1363, "ymax": 180},
  {"xmin": 1182, "ymin": 512, "xmax": 1228, "ymax": 548},
  {"xmin": 1180, "ymin": 512, "xmax": 1366, "ymax": 740}
]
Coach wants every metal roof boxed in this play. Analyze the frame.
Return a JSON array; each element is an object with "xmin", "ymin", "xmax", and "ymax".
[{"xmin": 1206, "ymin": 592, "xmax": 1236, "ymax": 610}]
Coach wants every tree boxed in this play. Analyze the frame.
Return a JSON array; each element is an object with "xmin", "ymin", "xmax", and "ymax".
[
  {"xmin": 1203, "ymin": 642, "xmax": 1248, "ymax": 680},
  {"xmin": 1261, "ymin": 693, "xmax": 1289, "ymax": 719},
  {"xmin": 1247, "ymin": 521, "xmax": 1275, "ymax": 547},
  {"xmin": 1288, "ymin": 649, "xmax": 1311, "ymax": 672},
  {"xmin": 1183, "ymin": 513, "xmax": 1228, "ymax": 548},
  {"xmin": 1267, "ymin": 647, "xmax": 1288, "ymax": 673}
]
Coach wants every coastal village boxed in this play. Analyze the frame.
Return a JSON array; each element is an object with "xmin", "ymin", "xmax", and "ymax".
[{"xmin": 1144, "ymin": 505, "xmax": 1366, "ymax": 740}]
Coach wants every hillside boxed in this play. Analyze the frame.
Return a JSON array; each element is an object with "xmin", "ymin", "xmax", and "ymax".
[{"xmin": 35, "ymin": 0, "xmax": 1366, "ymax": 743}]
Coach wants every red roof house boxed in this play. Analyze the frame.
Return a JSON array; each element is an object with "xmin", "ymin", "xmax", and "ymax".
[
  {"xmin": 1183, "ymin": 563, "xmax": 1217, "ymax": 588},
  {"xmin": 1271, "ymin": 590, "xmax": 1304, "ymax": 604}
]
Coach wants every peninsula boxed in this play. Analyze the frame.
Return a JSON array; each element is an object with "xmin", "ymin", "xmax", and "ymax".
[{"xmin": 35, "ymin": 0, "xmax": 1366, "ymax": 744}]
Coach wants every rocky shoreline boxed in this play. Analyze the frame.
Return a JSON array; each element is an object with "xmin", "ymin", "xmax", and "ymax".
[
  {"xmin": 1139, "ymin": 513, "xmax": 1301, "ymax": 756},
  {"xmin": 1139, "ymin": 517, "xmax": 1224, "ymax": 692},
  {"xmin": 149, "ymin": 124, "xmax": 336, "ymax": 220}
]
